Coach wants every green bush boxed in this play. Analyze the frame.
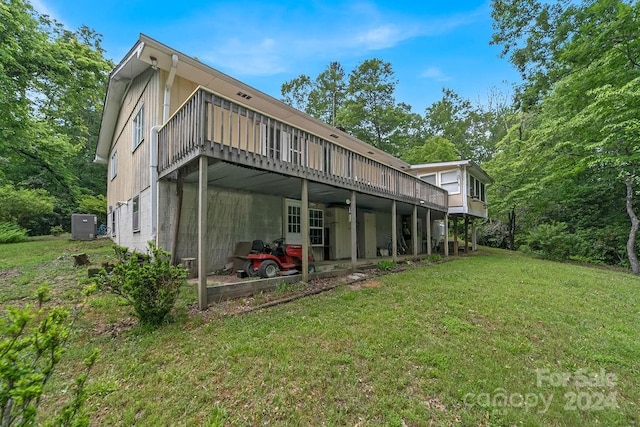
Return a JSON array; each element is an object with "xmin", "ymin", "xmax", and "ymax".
[
  {"xmin": 0, "ymin": 222, "xmax": 29, "ymax": 243},
  {"xmin": 96, "ymin": 243, "xmax": 187, "ymax": 326},
  {"xmin": 0, "ymin": 284, "xmax": 97, "ymax": 426},
  {"xmin": 427, "ymin": 253, "xmax": 442, "ymax": 262},
  {"xmin": 525, "ymin": 222, "xmax": 582, "ymax": 261},
  {"xmin": 376, "ymin": 260, "xmax": 396, "ymax": 271},
  {"xmin": 50, "ymin": 225, "xmax": 64, "ymax": 236}
]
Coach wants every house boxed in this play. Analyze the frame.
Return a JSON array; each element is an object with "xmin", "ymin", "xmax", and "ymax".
[
  {"xmin": 410, "ymin": 160, "xmax": 493, "ymax": 254},
  {"xmin": 95, "ymin": 35, "xmax": 451, "ymax": 309}
]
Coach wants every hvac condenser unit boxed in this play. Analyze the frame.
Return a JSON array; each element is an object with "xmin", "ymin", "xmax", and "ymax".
[{"xmin": 71, "ymin": 214, "xmax": 97, "ymax": 240}]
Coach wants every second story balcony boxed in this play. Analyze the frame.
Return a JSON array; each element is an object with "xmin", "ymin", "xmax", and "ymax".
[{"xmin": 158, "ymin": 87, "xmax": 447, "ymax": 212}]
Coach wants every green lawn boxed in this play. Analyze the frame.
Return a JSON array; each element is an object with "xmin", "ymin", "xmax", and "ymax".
[{"xmin": 1, "ymin": 238, "xmax": 639, "ymax": 426}]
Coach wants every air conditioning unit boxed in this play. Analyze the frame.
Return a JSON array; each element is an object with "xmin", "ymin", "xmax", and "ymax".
[{"xmin": 71, "ymin": 214, "xmax": 97, "ymax": 240}]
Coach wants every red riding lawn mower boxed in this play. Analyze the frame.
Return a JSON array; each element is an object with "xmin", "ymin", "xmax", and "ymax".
[{"xmin": 243, "ymin": 237, "xmax": 316, "ymax": 278}]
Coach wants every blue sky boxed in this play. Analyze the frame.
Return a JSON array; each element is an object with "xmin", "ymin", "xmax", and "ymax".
[{"xmin": 32, "ymin": 0, "xmax": 520, "ymax": 113}]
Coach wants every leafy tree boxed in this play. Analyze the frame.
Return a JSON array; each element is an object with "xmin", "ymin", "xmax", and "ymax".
[
  {"xmin": 0, "ymin": 0, "xmax": 112, "ymax": 234},
  {"xmin": 281, "ymin": 61, "xmax": 346, "ymax": 125},
  {"xmin": 489, "ymin": 0, "xmax": 640, "ymax": 271},
  {"xmin": 0, "ymin": 184, "xmax": 55, "ymax": 229},
  {"xmin": 282, "ymin": 58, "xmax": 422, "ymax": 156},
  {"xmin": 423, "ymin": 88, "xmax": 513, "ymax": 163},
  {"xmin": 401, "ymin": 136, "xmax": 458, "ymax": 164}
]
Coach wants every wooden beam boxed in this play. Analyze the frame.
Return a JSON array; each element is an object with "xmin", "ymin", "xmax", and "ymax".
[
  {"xmin": 391, "ymin": 200, "xmax": 397, "ymax": 261},
  {"xmin": 350, "ymin": 190, "xmax": 357, "ymax": 270},
  {"xmin": 453, "ymin": 216, "xmax": 459, "ymax": 256},
  {"xmin": 464, "ymin": 216, "xmax": 469, "ymax": 253},
  {"xmin": 198, "ymin": 156, "xmax": 208, "ymax": 310},
  {"xmin": 444, "ymin": 213, "xmax": 449, "ymax": 257},
  {"xmin": 412, "ymin": 204, "xmax": 418, "ymax": 256},
  {"xmin": 301, "ymin": 178, "xmax": 309, "ymax": 282},
  {"xmin": 472, "ymin": 220, "xmax": 478, "ymax": 251},
  {"xmin": 426, "ymin": 209, "xmax": 432, "ymax": 255}
]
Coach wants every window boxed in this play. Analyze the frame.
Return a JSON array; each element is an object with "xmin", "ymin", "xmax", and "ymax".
[
  {"xmin": 287, "ymin": 205, "xmax": 300, "ymax": 234},
  {"xmin": 285, "ymin": 200, "xmax": 324, "ymax": 246},
  {"xmin": 468, "ymin": 174, "xmax": 486, "ymax": 202},
  {"xmin": 110, "ymin": 151, "xmax": 118, "ymax": 180},
  {"xmin": 440, "ymin": 170, "xmax": 459, "ymax": 194},
  {"xmin": 309, "ymin": 209, "xmax": 324, "ymax": 246},
  {"xmin": 132, "ymin": 104, "xmax": 144, "ymax": 150},
  {"xmin": 132, "ymin": 195, "xmax": 140, "ymax": 232},
  {"xmin": 111, "ymin": 210, "xmax": 116, "ymax": 237},
  {"xmin": 421, "ymin": 173, "xmax": 436, "ymax": 185}
]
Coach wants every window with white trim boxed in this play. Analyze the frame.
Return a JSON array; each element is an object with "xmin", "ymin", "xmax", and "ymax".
[
  {"xmin": 132, "ymin": 195, "xmax": 140, "ymax": 232},
  {"xmin": 132, "ymin": 104, "xmax": 145, "ymax": 150},
  {"xmin": 468, "ymin": 174, "xmax": 486, "ymax": 202},
  {"xmin": 421, "ymin": 173, "xmax": 436, "ymax": 185},
  {"xmin": 309, "ymin": 209, "xmax": 324, "ymax": 246},
  {"xmin": 110, "ymin": 151, "xmax": 118, "ymax": 180},
  {"xmin": 287, "ymin": 204, "xmax": 301, "ymax": 234},
  {"xmin": 440, "ymin": 170, "xmax": 459, "ymax": 194},
  {"xmin": 285, "ymin": 200, "xmax": 324, "ymax": 246}
]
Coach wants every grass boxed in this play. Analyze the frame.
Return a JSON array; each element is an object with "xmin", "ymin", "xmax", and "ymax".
[{"xmin": 1, "ymin": 238, "xmax": 639, "ymax": 425}]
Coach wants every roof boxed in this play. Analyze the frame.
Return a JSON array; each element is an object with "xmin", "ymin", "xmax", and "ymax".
[
  {"xmin": 95, "ymin": 34, "xmax": 411, "ymax": 171},
  {"xmin": 410, "ymin": 160, "xmax": 494, "ymax": 184}
]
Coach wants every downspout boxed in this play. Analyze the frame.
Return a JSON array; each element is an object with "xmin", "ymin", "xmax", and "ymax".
[
  {"xmin": 151, "ymin": 54, "xmax": 178, "ymax": 245},
  {"xmin": 150, "ymin": 125, "xmax": 161, "ymax": 243},
  {"xmin": 163, "ymin": 54, "xmax": 179, "ymax": 121}
]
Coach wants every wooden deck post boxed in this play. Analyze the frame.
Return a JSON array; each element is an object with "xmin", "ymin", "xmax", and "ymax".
[
  {"xmin": 464, "ymin": 216, "xmax": 469, "ymax": 253},
  {"xmin": 391, "ymin": 200, "xmax": 397, "ymax": 261},
  {"xmin": 301, "ymin": 178, "xmax": 309, "ymax": 282},
  {"xmin": 197, "ymin": 156, "xmax": 208, "ymax": 310},
  {"xmin": 412, "ymin": 204, "xmax": 418, "ymax": 256},
  {"xmin": 444, "ymin": 213, "xmax": 449, "ymax": 257},
  {"xmin": 426, "ymin": 209, "xmax": 432, "ymax": 255},
  {"xmin": 472, "ymin": 220, "xmax": 477, "ymax": 251},
  {"xmin": 453, "ymin": 216, "xmax": 459, "ymax": 256},
  {"xmin": 350, "ymin": 190, "xmax": 357, "ymax": 270}
]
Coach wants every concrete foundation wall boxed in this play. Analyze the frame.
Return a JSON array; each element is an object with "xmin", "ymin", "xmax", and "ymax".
[
  {"xmin": 107, "ymin": 187, "xmax": 154, "ymax": 253},
  {"xmin": 158, "ymin": 182, "xmax": 284, "ymax": 271}
]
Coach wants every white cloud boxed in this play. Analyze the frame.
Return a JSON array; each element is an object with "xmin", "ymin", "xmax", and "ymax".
[
  {"xmin": 202, "ymin": 37, "xmax": 287, "ymax": 76},
  {"xmin": 185, "ymin": 2, "xmax": 482, "ymax": 77},
  {"xmin": 354, "ymin": 25, "xmax": 403, "ymax": 50},
  {"xmin": 29, "ymin": 0, "xmax": 63, "ymax": 23},
  {"xmin": 420, "ymin": 67, "xmax": 451, "ymax": 82}
]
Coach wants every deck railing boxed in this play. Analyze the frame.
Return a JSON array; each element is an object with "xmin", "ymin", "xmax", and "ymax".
[{"xmin": 158, "ymin": 87, "xmax": 447, "ymax": 211}]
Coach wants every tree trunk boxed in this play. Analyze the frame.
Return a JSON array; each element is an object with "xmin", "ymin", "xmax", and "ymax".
[
  {"xmin": 625, "ymin": 179, "xmax": 640, "ymax": 274},
  {"xmin": 507, "ymin": 207, "xmax": 516, "ymax": 251}
]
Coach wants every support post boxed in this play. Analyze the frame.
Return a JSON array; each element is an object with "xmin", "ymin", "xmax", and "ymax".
[
  {"xmin": 472, "ymin": 220, "xmax": 478, "ymax": 251},
  {"xmin": 197, "ymin": 156, "xmax": 208, "ymax": 310},
  {"xmin": 464, "ymin": 216, "xmax": 469, "ymax": 253},
  {"xmin": 444, "ymin": 213, "xmax": 449, "ymax": 257},
  {"xmin": 391, "ymin": 200, "xmax": 397, "ymax": 261},
  {"xmin": 453, "ymin": 216, "xmax": 459, "ymax": 256},
  {"xmin": 350, "ymin": 190, "xmax": 357, "ymax": 270},
  {"xmin": 412, "ymin": 205, "xmax": 418, "ymax": 256},
  {"xmin": 301, "ymin": 178, "xmax": 309, "ymax": 282},
  {"xmin": 426, "ymin": 209, "xmax": 432, "ymax": 255}
]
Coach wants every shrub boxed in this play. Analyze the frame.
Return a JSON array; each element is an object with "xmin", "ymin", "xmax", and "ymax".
[
  {"xmin": 95, "ymin": 242, "xmax": 187, "ymax": 326},
  {"xmin": 376, "ymin": 260, "xmax": 396, "ymax": 271},
  {"xmin": 0, "ymin": 284, "xmax": 97, "ymax": 426},
  {"xmin": 427, "ymin": 253, "xmax": 442, "ymax": 263},
  {"xmin": 525, "ymin": 222, "xmax": 582, "ymax": 261},
  {"xmin": 50, "ymin": 225, "xmax": 64, "ymax": 236},
  {"xmin": 0, "ymin": 222, "xmax": 29, "ymax": 243}
]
